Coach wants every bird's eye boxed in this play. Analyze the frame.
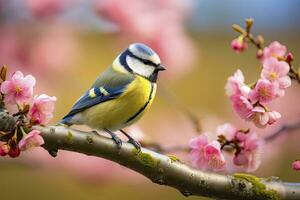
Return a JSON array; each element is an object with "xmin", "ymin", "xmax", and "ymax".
[
  {"xmin": 141, "ymin": 59, "xmax": 159, "ymax": 67},
  {"xmin": 127, "ymin": 49, "xmax": 158, "ymax": 67},
  {"xmin": 143, "ymin": 60, "xmax": 154, "ymax": 66}
]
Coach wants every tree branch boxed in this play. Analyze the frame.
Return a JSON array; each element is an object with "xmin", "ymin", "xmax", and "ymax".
[
  {"xmin": 33, "ymin": 125, "xmax": 300, "ymax": 200},
  {"xmin": 264, "ymin": 120, "xmax": 300, "ymax": 142}
]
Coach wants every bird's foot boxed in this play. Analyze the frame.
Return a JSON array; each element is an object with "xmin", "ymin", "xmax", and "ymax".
[
  {"xmin": 104, "ymin": 129, "xmax": 122, "ymax": 150},
  {"xmin": 120, "ymin": 129, "xmax": 141, "ymax": 151},
  {"xmin": 128, "ymin": 138, "xmax": 141, "ymax": 152},
  {"xmin": 111, "ymin": 135, "xmax": 122, "ymax": 150}
]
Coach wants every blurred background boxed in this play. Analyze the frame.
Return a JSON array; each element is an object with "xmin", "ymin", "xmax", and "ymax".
[{"xmin": 0, "ymin": 0, "xmax": 300, "ymax": 199}]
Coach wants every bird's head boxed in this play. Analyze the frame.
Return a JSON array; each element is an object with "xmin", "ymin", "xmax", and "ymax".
[{"xmin": 115, "ymin": 43, "xmax": 166, "ymax": 82}]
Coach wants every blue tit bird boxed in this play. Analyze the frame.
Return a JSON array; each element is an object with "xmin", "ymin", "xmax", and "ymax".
[{"xmin": 60, "ymin": 43, "xmax": 165, "ymax": 150}]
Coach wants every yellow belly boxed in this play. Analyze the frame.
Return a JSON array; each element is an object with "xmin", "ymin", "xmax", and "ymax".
[{"xmin": 81, "ymin": 76, "xmax": 156, "ymax": 131}]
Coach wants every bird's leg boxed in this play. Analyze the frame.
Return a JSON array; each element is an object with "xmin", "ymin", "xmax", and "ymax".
[
  {"xmin": 120, "ymin": 129, "xmax": 141, "ymax": 151},
  {"xmin": 104, "ymin": 129, "xmax": 122, "ymax": 149}
]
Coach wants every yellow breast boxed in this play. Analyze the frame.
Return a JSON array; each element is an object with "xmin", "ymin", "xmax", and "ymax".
[{"xmin": 82, "ymin": 76, "xmax": 156, "ymax": 131}]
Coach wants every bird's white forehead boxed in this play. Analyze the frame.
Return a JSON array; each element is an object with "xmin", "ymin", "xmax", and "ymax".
[{"xmin": 129, "ymin": 43, "xmax": 161, "ymax": 64}]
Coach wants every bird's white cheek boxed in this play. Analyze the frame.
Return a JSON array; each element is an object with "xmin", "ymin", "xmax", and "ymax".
[{"xmin": 126, "ymin": 56, "xmax": 154, "ymax": 77}]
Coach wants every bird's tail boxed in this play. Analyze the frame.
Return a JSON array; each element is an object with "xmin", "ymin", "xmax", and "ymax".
[{"xmin": 57, "ymin": 117, "xmax": 73, "ymax": 126}]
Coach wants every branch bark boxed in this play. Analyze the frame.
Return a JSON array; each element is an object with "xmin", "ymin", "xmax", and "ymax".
[{"xmin": 33, "ymin": 125, "xmax": 300, "ymax": 200}]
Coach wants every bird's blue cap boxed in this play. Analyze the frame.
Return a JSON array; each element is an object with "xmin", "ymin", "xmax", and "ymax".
[{"xmin": 133, "ymin": 43, "xmax": 155, "ymax": 56}]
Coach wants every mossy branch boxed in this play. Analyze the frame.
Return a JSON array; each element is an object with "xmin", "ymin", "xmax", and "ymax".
[
  {"xmin": 0, "ymin": 109, "xmax": 299, "ymax": 200},
  {"xmin": 31, "ymin": 125, "xmax": 300, "ymax": 200}
]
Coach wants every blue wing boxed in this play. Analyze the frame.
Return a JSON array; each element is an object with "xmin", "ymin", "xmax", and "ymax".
[
  {"xmin": 60, "ymin": 85, "xmax": 128, "ymax": 124},
  {"xmin": 60, "ymin": 66, "xmax": 135, "ymax": 125}
]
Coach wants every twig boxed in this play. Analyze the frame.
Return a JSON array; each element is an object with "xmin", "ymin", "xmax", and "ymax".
[
  {"xmin": 143, "ymin": 142, "xmax": 190, "ymax": 153},
  {"xmin": 159, "ymin": 85, "xmax": 202, "ymax": 132},
  {"xmin": 30, "ymin": 125, "xmax": 300, "ymax": 200},
  {"xmin": 264, "ymin": 120, "xmax": 300, "ymax": 142},
  {"xmin": 232, "ymin": 19, "xmax": 300, "ymax": 84}
]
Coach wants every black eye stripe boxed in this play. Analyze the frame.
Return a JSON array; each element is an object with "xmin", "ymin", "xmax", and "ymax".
[
  {"xmin": 119, "ymin": 50, "xmax": 133, "ymax": 72},
  {"xmin": 126, "ymin": 49, "xmax": 158, "ymax": 68}
]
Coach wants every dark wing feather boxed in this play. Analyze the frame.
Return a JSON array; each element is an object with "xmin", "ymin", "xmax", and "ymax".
[{"xmin": 61, "ymin": 86, "xmax": 125, "ymax": 120}]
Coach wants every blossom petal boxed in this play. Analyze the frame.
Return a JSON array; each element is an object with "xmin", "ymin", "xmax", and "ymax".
[{"xmin": 278, "ymin": 76, "xmax": 291, "ymax": 89}]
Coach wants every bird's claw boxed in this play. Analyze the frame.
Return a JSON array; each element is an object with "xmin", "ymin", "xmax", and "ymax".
[
  {"xmin": 112, "ymin": 136, "xmax": 122, "ymax": 150},
  {"xmin": 128, "ymin": 138, "xmax": 141, "ymax": 151}
]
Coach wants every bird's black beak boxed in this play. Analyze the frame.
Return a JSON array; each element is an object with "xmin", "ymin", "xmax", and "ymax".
[{"xmin": 156, "ymin": 64, "xmax": 166, "ymax": 71}]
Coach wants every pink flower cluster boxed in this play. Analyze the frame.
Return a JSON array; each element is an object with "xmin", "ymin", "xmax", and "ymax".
[
  {"xmin": 226, "ymin": 42, "xmax": 291, "ymax": 127},
  {"xmin": 0, "ymin": 70, "xmax": 56, "ymax": 157},
  {"xmin": 1, "ymin": 71, "xmax": 36, "ymax": 105},
  {"xmin": 18, "ymin": 130, "xmax": 45, "ymax": 151},
  {"xmin": 189, "ymin": 124, "xmax": 263, "ymax": 172},
  {"xmin": 190, "ymin": 135, "xmax": 225, "ymax": 172},
  {"xmin": 1, "ymin": 71, "xmax": 56, "ymax": 125},
  {"xmin": 28, "ymin": 94, "xmax": 57, "ymax": 125},
  {"xmin": 0, "ymin": 130, "xmax": 44, "ymax": 158}
]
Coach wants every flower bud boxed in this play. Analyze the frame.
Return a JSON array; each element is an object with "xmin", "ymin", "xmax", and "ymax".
[
  {"xmin": 231, "ymin": 36, "xmax": 248, "ymax": 53},
  {"xmin": 286, "ymin": 52, "xmax": 294, "ymax": 63},
  {"xmin": 256, "ymin": 49, "xmax": 264, "ymax": 59},
  {"xmin": 292, "ymin": 160, "xmax": 300, "ymax": 171},
  {"xmin": 8, "ymin": 146, "xmax": 21, "ymax": 158}
]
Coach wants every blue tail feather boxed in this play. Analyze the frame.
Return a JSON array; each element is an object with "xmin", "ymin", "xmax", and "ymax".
[{"xmin": 59, "ymin": 116, "xmax": 73, "ymax": 126}]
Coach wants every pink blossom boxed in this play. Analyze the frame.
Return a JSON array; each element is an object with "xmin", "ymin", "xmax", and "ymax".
[
  {"xmin": 204, "ymin": 141, "xmax": 226, "ymax": 171},
  {"xmin": 267, "ymin": 111, "xmax": 281, "ymax": 125},
  {"xmin": 189, "ymin": 135, "xmax": 225, "ymax": 171},
  {"xmin": 213, "ymin": 123, "xmax": 263, "ymax": 172},
  {"xmin": 189, "ymin": 135, "xmax": 208, "ymax": 168},
  {"xmin": 216, "ymin": 123, "xmax": 237, "ymax": 141},
  {"xmin": 235, "ymin": 131, "xmax": 248, "ymax": 142},
  {"xmin": 250, "ymin": 107, "xmax": 281, "ymax": 127},
  {"xmin": 261, "ymin": 41, "xmax": 287, "ymax": 63},
  {"xmin": 292, "ymin": 160, "xmax": 300, "ymax": 171},
  {"xmin": 231, "ymin": 36, "xmax": 248, "ymax": 53},
  {"xmin": 225, "ymin": 69, "xmax": 250, "ymax": 97},
  {"xmin": 261, "ymin": 57, "xmax": 291, "ymax": 92},
  {"xmin": 227, "ymin": 75, "xmax": 282, "ymax": 127},
  {"xmin": 0, "ymin": 142, "xmax": 9, "ymax": 156},
  {"xmin": 248, "ymin": 79, "xmax": 278, "ymax": 103},
  {"xmin": 233, "ymin": 152, "xmax": 250, "ymax": 166},
  {"xmin": 233, "ymin": 132, "xmax": 263, "ymax": 172},
  {"xmin": 19, "ymin": 130, "xmax": 44, "ymax": 151},
  {"xmin": 27, "ymin": 94, "xmax": 56, "ymax": 125},
  {"xmin": 231, "ymin": 95, "xmax": 254, "ymax": 120},
  {"xmin": 251, "ymin": 107, "xmax": 269, "ymax": 127},
  {"xmin": 0, "ymin": 71, "xmax": 36, "ymax": 105},
  {"xmin": 216, "ymin": 124, "xmax": 249, "ymax": 143},
  {"xmin": 190, "ymin": 134, "xmax": 208, "ymax": 169}
]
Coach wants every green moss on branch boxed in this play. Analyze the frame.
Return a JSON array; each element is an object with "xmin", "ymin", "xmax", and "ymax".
[{"xmin": 234, "ymin": 173, "xmax": 280, "ymax": 200}]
